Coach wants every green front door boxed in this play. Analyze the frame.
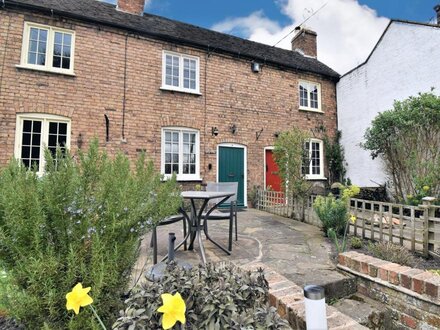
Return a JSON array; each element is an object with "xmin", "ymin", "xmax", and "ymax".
[{"xmin": 218, "ymin": 146, "xmax": 245, "ymax": 207}]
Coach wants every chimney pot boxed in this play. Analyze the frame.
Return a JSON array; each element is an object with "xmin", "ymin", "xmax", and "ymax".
[
  {"xmin": 291, "ymin": 27, "xmax": 317, "ymax": 58},
  {"xmin": 117, "ymin": 0, "xmax": 145, "ymax": 15},
  {"xmin": 435, "ymin": 4, "xmax": 440, "ymax": 25}
]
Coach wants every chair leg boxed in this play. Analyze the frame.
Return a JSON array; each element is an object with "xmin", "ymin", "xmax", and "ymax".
[
  {"xmin": 152, "ymin": 227, "xmax": 158, "ymax": 265},
  {"xmin": 183, "ymin": 217, "xmax": 187, "ymax": 251},
  {"xmin": 234, "ymin": 203, "xmax": 238, "ymax": 241},
  {"xmin": 228, "ymin": 211, "xmax": 233, "ymax": 252}
]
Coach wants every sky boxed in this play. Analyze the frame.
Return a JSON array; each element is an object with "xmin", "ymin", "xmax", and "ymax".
[{"xmin": 103, "ymin": 0, "xmax": 439, "ymax": 74}]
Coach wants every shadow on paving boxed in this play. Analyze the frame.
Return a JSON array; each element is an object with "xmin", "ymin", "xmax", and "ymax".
[{"xmin": 132, "ymin": 208, "xmax": 356, "ymax": 299}]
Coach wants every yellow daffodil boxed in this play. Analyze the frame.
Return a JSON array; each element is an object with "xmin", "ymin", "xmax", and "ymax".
[
  {"xmin": 157, "ymin": 292, "xmax": 186, "ymax": 329},
  {"xmin": 66, "ymin": 283, "xmax": 94, "ymax": 315},
  {"xmin": 423, "ymin": 185, "xmax": 430, "ymax": 191},
  {"xmin": 350, "ymin": 215, "xmax": 356, "ymax": 223}
]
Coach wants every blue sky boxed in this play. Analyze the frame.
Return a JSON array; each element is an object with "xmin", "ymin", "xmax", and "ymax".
[
  {"xmin": 144, "ymin": 0, "xmax": 438, "ymax": 28},
  {"xmin": 104, "ymin": 0, "xmax": 439, "ymax": 73}
]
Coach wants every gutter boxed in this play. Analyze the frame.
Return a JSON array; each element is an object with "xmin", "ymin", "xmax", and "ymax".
[{"xmin": 4, "ymin": 0, "xmax": 340, "ymax": 81}]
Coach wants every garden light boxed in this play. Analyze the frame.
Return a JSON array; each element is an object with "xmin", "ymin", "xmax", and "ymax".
[{"xmin": 304, "ymin": 285, "xmax": 327, "ymax": 330}]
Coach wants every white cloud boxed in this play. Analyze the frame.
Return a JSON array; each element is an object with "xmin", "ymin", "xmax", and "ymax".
[{"xmin": 212, "ymin": 0, "xmax": 390, "ymax": 75}]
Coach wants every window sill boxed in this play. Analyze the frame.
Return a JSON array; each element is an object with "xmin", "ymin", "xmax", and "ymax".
[
  {"xmin": 305, "ymin": 176, "xmax": 327, "ymax": 181},
  {"xmin": 15, "ymin": 64, "xmax": 76, "ymax": 76},
  {"xmin": 299, "ymin": 107, "xmax": 323, "ymax": 114},
  {"xmin": 162, "ymin": 174, "xmax": 203, "ymax": 182},
  {"xmin": 160, "ymin": 86, "xmax": 202, "ymax": 96}
]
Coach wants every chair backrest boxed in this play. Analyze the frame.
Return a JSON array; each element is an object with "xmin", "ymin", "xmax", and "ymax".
[{"xmin": 206, "ymin": 182, "xmax": 238, "ymax": 205}]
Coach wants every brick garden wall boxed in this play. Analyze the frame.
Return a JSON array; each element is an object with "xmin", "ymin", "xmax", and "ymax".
[
  {"xmin": 338, "ymin": 251, "xmax": 440, "ymax": 330},
  {"xmin": 0, "ymin": 7, "xmax": 337, "ymax": 196}
]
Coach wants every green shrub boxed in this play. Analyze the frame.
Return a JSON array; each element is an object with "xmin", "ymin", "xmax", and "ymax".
[
  {"xmin": 350, "ymin": 237, "xmax": 363, "ymax": 249},
  {"xmin": 113, "ymin": 263, "xmax": 290, "ymax": 329},
  {"xmin": 367, "ymin": 242, "xmax": 415, "ymax": 267},
  {"xmin": 313, "ymin": 194, "xmax": 347, "ymax": 236},
  {"xmin": 313, "ymin": 186, "xmax": 359, "ymax": 236},
  {"xmin": 0, "ymin": 141, "xmax": 181, "ymax": 329}
]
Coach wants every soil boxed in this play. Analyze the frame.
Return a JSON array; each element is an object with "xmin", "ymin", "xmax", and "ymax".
[{"xmin": 327, "ymin": 236, "xmax": 440, "ymax": 270}]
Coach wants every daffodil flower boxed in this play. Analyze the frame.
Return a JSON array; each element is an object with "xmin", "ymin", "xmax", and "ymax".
[
  {"xmin": 66, "ymin": 283, "xmax": 93, "ymax": 315},
  {"xmin": 350, "ymin": 215, "xmax": 356, "ymax": 223},
  {"xmin": 66, "ymin": 283, "xmax": 107, "ymax": 329},
  {"xmin": 157, "ymin": 292, "xmax": 186, "ymax": 329}
]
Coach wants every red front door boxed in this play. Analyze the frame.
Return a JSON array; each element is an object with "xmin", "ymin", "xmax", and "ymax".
[{"xmin": 265, "ymin": 149, "xmax": 282, "ymax": 192}]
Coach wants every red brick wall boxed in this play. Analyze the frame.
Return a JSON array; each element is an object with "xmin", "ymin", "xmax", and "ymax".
[
  {"xmin": 291, "ymin": 29, "xmax": 317, "ymax": 58},
  {"xmin": 0, "ymin": 8, "xmax": 337, "ymax": 197}
]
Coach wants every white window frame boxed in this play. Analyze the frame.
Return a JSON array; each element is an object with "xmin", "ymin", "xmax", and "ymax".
[
  {"xmin": 161, "ymin": 127, "xmax": 201, "ymax": 181},
  {"xmin": 303, "ymin": 138, "xmax": 325, "ymax": 180},
  {"xmin": 14, "ymin": 113, "xmax": 71, "ymax": 175},
  {"xmin": 18, "ymin": 22, "xmax": 76, "ymax": 75},
  {"xmin": 161, "ymin": 51, "xmax": 201, "ymax": 95},
  {"xmin": 298, "ymin": 80, "xmax": 322, "ymax": 112}
]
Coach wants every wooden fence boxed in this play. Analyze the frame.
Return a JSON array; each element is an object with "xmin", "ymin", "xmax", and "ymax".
[{"xmin": 256, "ymin": 190, "xmax": 440, "ymax": 258}]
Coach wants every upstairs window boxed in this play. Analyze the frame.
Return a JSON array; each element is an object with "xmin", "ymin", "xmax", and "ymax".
[
  {"xmin": 302, "ymin": 139, "xmax": 324, "ymax": 180},
  {"xmin": 162, "ymin": 51, "xmax": 200, "ymax": 94},
  {"xmin": 161, "ymin": 128, "xmax": 200, "ymax": 181},
  {"xmin": 20, "ymin": 22, "xmax": 75, "ymax": 74},
  {"xmin": 299, "ymin": 81, "xmax": 321, "ymax": 112},
  {"xmin": 14, "ymin": 114, "xmax": 71, "ymax": 174}
]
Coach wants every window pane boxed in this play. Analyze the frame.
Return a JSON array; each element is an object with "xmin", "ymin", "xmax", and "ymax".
[
  {"xmin": 54, "ymin": 44, "xmax": 62, "ymax": 56},
  {"xmin": 54, "ymin": 32, "xmax": 62, "ymax": 44},
  {"xmin": 37, "ymin": 54, "xmax": 45, "ymax": 65},
  {"xmin": 59, "ymin": 123, "xmax": 67, "ymax": 135},
  {"xmin": 48, "ymin": 134, "xmax": 57, "ymax": 147},
  {"xmin": 23, "ymin": 120, "xmax": 32, "ymax": 132},
  {"xmin": 33, "ymin": 120, "xmax": 42, "ymax": 132},
  {"xmin": 30, "ymin": 40, "xmax": 37, "ymax": 52},
  {"xmin": 172, "ymin": 164, "xmax": 178, "ymax": 173},
  {"xmin": 49, "ymin": 122, "xmax": 58, "ymax": 134},
  {"xmin": 62, "ymin": 57, "xmax": 70, "ymax": 69},
  {"xmin": 165, "ymin": 164, "xmax": 171, "ymax": 174},
  {"xmin": 38, "ymin": 41, "xmax": 46, "ymax": 53},
  {"xmin": 21, "ymin": 146, "xmax": 30, "ymax": 159},
  {"xmin": 33, "ymin": 133, "xmax": 41, "ymax": 146},
  {"xmin": 39, "ymin": 29, "xmax": 48, "ymax": 41},
  {"xmin": 31, "ymin": 147, "xmax": 40, "ymax": 158},
  {"xmin": 30, "ymin": 28, "xmax": 39, "ymax": 40},
  {"xmin": 28, "ymin": 52, "xmax": 36, "ymax": 65},
  {"xmin": 22, "ymin": 133, "xmax": 31, "ymax": 145},
  {"xmin": 165, "ymin": 153, "xmax": 171, "ymax": 163}
]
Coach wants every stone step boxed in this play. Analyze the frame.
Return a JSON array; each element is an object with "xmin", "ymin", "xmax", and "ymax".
[{"xmin": 332, "ymin": 293, "xmax": 385, "ymax": 329}]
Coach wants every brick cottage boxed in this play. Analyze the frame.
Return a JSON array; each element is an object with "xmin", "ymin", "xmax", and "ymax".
[{"xmin": 0, "ymin": 0, "xmax": 339, "ymax": 206}]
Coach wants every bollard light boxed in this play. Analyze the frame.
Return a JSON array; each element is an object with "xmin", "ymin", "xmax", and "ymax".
[{"xmin": 304, "ymin": 285, "xmax": 327, "ymax": 330}]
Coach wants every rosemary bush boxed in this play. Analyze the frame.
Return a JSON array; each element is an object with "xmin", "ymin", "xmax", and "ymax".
[{"xmin": 0, "ymin": 141, "xmax": 181, "ymax": 329}]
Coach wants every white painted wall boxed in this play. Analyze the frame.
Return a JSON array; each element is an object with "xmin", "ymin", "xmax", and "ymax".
[{"xmin": 337, "ymin": 22, "xmax": 440, "ymax": 187}]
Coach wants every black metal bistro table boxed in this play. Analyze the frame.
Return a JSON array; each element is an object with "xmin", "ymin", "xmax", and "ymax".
[{"xmin": 181, "ymin": 191, "xmax": 235, "ymax": 265}]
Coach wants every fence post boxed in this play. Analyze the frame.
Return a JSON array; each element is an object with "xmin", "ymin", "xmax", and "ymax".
[{"xmin": 421, "ymin": 197, "xmax": 437, "ymax": 257}]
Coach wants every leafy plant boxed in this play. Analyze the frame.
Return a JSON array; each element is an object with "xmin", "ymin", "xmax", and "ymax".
[
  {"xmin": 273, "ymin": 128, "xmax": 312, "ymax": 200},
  {"xmin": 367, "ymin": 242, "xmax": 415, "ymax": 267},
  {"xmin": 350, "ymin": 237, "xmax": 363, "ymax": 249},
  {"xmin": 248, "ymin": 185, "xmax": 260, "ymax": 208},
  {"xmin": 0, "ymin": 140, "xmax": 182, "ymax": 329},
  {"xmin": 363, "ymin": 91, "xmax": 440, "ymax": 203},
  {"xmin": 113, "ymin": 263, "xmax": 290, "ymax": 329},
  {"xmin": 323, "ymin": 131, "xmax": 346, "ymax": 185},
  {"xmin": 314, "ymin": 185, "xmax": 359, "ymax": 237}
]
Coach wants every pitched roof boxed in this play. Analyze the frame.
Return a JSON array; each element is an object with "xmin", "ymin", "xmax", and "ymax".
[
  {"xmin": 4, "ymin": 0, "xmax": 340, "ymax": 80},
  {"xmin": 342, "ymin": 19, "xmax": 440, "ymax": 77}
]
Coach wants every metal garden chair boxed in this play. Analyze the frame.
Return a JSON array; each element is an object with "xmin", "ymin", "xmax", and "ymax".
[{"xmin": 203, "ymin": 182, "xmax": 238, "ymax": 251}]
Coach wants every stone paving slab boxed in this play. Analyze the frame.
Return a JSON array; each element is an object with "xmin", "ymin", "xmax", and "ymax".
[{"xmin": 132, "ymin": 208, "xmax": 355, "ymax": 299}]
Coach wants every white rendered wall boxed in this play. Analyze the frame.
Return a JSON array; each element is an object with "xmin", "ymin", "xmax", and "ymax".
[{"xmin": 337, "ymin": 22, "xmax": 440, "ymax": 187}]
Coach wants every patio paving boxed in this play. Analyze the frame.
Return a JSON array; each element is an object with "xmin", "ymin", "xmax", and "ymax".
[{"xmin": 132, "ymin": 208, "xmax": 355, "ymax": 299}]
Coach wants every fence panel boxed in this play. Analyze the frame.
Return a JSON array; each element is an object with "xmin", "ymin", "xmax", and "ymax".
[{"xmin": 257, "ymin": 190, "xmax": 439, "ymax": 257}]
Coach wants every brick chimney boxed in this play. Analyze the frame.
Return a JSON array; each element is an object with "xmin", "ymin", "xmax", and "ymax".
[
  {"xmin": 291, "ymin": 27, "xmax": 317, "ymax": 58},
  {"xmin": 435, "ymin": 4, "xmax": 440, "ymax": 25},
  {"xmin": 117, "ymin": 0, "xmax": 145, "ymax": 15}
]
